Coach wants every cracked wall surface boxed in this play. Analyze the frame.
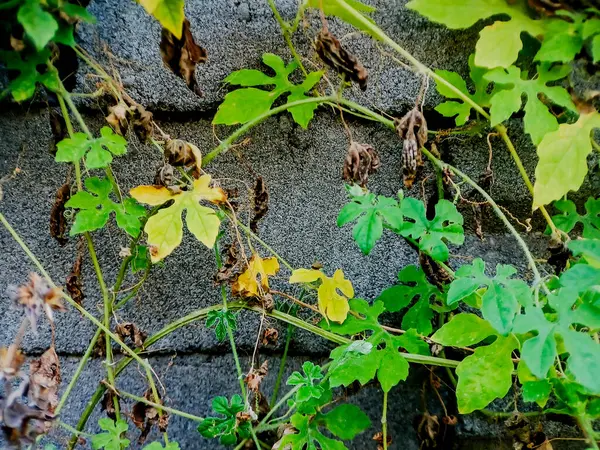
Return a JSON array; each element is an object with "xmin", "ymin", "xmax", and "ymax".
[{"xmin": 0, "ymin": 0, "xmax": 597, "ymax": 448}]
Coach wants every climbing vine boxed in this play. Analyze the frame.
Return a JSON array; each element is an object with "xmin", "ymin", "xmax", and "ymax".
[{"xmin": 0, "ymin": 0, "xmax": 599, "ymax": 449}]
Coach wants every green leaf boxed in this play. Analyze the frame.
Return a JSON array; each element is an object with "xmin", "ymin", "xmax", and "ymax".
[
  {"xmin": 533, "ymin": 112, "xmax": 600, "ymax": 209},
  {"xmin": 60, "ymin": 2, "xmax": 96, "ymax": 23},
  {"xmin": 92, "ymin": 418, "xmax": 130, "ymax": 450},
  {"xmin": 322, "ymin": 404, "xmax": 371, "ymax": 440},
  {"xmin": 214, "ymin": 53, "xmax": 323, "ymax": 128},
  {"xmin": 139, "ymin": 0, "xmax": 185, "ymax": 38},
  {"xmin": 337, "ymin": 191, "xmax": 403, "ymax": 255},
  {"xmin": 0, "ymin": 49, "xmax": 56, "ymax": 101},
  {"xmin": 206, "ymin": 309, "xmax": 237, "ymax": 342},
  {"xmin": 394, "ymin": 329, "xmax": 431, "ymax": 356},
  {"xmin": 306, "ymin": 0, "xmax": 376, "ymax": 38},
  {"xmin": 198, "ymin": 395, "xmax": 250, "ymax": 445},
  {"xmin": 65, "ymin": 177, "xmax": 145, "ymax": 236},
  {"xmin": 434, "ymin": 54, "xmax": 494, "ymax": 126},
  {"xmin": 517, "ymin": 361, "xmax": 551, "ymax": 407},
  {"xmin": 550, "ymin": 198, "xmax": 600, "ymax": 239},
  {"xmin": 569, "ymin": 239, "xmax": 600, "ymax": 267},
  {"xmin": 143, "ymin": 442, "xmax": 180, "ymax": 450},
  {"xmin": 17, "ymin": 0, "xmax": 59, "ymax": 51},
  {"xmin": 447, "ymin": 258, "xmax": 531, "ymax": 334},
  {"xmin": 432, "ymin": 313, "xmax": 497, "ymax": 347},
  {"xmin": 407, "ymin": 0, "xmax": 543, "ymax": 68},
  {"xmin": 485, "ymin": 64, "xmax": 576, "ymax": 145},
  {"xmin": 55, "ymin": 127, "xmax": 127, "ymax": 169},
  {"xmin": 323, "ymin": 298, "xmax": 384, "ymax": 336},
  {"xmin": 455, "ymin": 335, "xmax": 518, "ymax": 413},
  {"xmin": 400, "ymin": 198, "xmax": 464, "ymax": 262},
  {"xmin": 592, "ymin": 34, "xmax": 600, "ymax": 62},
  {"xmin": 279, "ymin": 412, "xmax": 348, "ymax": 450},
  {"xmin": 535, "ymin": 13, "xmax": 585, "ymax": 63}
]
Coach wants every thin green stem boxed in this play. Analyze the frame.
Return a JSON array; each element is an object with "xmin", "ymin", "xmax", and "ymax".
[
  {"xmin": 421, "ymin": 148, "xmax": 548, "ymax": 300},
  {"xmin": 267, "ymin": 0, "xmax": 308, "ymax": 75},
  {"xmin": 270, "ymin": 311, "xmax": 296, "ymax": 408},
  {"xmin": 143, "ymin": 361, "xmax": 169, "ymax": 445},
  {"xmin": 577, "ymin": 415, "xmax": 600, "ymax": 450},
  {"xmin": 114, "ymin": 265, "xmax": 150, "ymax": 310},
  {"xmin": 382, "ymin": 391, "xmax": 388, "ymax": 450},
  {"xmin": 56, "ymin": 328, "xmax": 102, "ymax": 414},
  {"xmin": 290, "ymin": 0, "xmax": 308, "ymax": 33},
  {"xmin": 215, "ymin": 244, "xmax": 246, "ymax": 399}
]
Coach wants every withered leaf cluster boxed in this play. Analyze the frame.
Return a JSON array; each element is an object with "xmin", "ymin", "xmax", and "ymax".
[
  {"xmin": 250, "ymin": 176, "xmax": 269, "ymax": 234},
  {"xmin": 49, "ymin": 182, "xmax": 71, "ymax": 246},
  {"xmin": 160, "ymin": 19, "xmax": 207, "ymax": 96},
  {"xmin": 7, "ymin": 273, "xmax": 65, "ymax": 332},
  {"xmin": 1, "ymin": 347, "xmax": 61, "ymax": 446},
  {"xmin": 395, "ymin": 108, "xmax": 428, "ymax": 188},
  {"xmin": 342, "ymin": 142, "xmax": 380, "ymax": 187},
  {"xmin": 244, "ymin": 361, "xmax": 270, "ymax": 420},
  {"xmin": 106, "ymin": 101, "xmax": 154, "ymax": 143},
  {"xmin": 214, "ymin": 243, "xmax": 243, "ymax": 285},
  {"xmin": 164, "ymin": 139, "xmax": 203, "ymax": 179},
  {"xmin": 115, "ymin": 322, "xmax": 147, "ymax": 349},
  {"xmin": 101, "ymin": 390, "xmax": 120, "ymax": 421},
  {"xmin": 504, "ymin": 413, "xmax": 551, "ymax": 450},
  {"xmin": 315, "ymin": 29, "xmax": 368, "ymax": 90},
  {"xmin": 131, "ymin": 389, "xmax": 169, "ymax": 444}
]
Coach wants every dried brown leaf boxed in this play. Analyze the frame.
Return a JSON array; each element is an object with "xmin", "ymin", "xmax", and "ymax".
[
  {"xmin": 101, "ymin": 391, "xmax": 120, "ymax": 421},
  {"xmin": 106, "ymin": 102, "xmax": 129, "ymax": 136},
  {"xmin": 154, "ymin": 163, "xmax": 174, "ymax": 187},
  {"xmin": 415, "ymin": 412, "xmax": 440, "ymax": 449},
  {"xmin": 214, "ymin": 243, "xmax": 243, "ymax": 285},
  {"xmin": 373, "ymin": 431, "xmax": 392, "ymax": 450},
  {"xmin": 130, "ymin": 104, "xmax": 154, "ymax": 143},
  {"xmin": 419, "ymin": 252, "xmax": 451, "ymax": 290},
  {"xmin": 49, "ymin": 182, "xmax": 71, "ymax": 246},
  {"xmin": 244, "ymin": 360, "xmax": 268, "ymax": 392},
  {"xmin": 315, "ymin": 29, "xmax": 367, "ymax": 90},
  {"xmin": 250, "ymin": 176, "xmax": 269, "ymax": 234},
  {"xmin": 164, "ymin": 139, "xmax": 203, "ymax": 178},
  {"xmin": 342, "ymin": 142, "xmax": 380, "ymax": 187},
  {"xmin": 261, "ymin": 327, "xmax": 278, "ymax": 346},
  {"xmin": 131, "ymin": 388, "xmax": 167, "ymax": 444},
  {"xmin": 8, "ymin": 273, "xmax": 65, "ymax": 330},
  {"xmin": 48, "ymin": 107, "xmax": 67, "ymax": 156},
  {"xmin": 160, "ymin": 19, "xmax": 207, "ymax": 96},
  {"xmin": 115, "ymin": 322, "xmax": 147, "ymax": 348},
  {"xmin": 0, "ymin": 346, "xmax": 25, "ymax": 377},
  {"xmin": 28, "ymin": 347, "xmax": 61, "ymax": 413},
  {"xmin": 395, "ymin": 108, "xmax": 427, "ymax": 188},
  {"xmin": 66, "ymin": 252, "xmax": 84, "ymax": 306}
]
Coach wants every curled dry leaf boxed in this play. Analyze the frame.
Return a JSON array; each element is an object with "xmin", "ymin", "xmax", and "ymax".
[
  {"xmin": 164, "ymin": 139, "xmax": 203, "ymax": 178},
  {"xmin": 66, "ymin": 252, "xmax": 84, "ymax": 306},
  {"xmin": 250, "ymin": 176, "xmax": 269, "ymax": 234},
  {"xmin": 215, "ymin": 243, "xmax": 243, "ymax": 285},
  {"xmin": 342, "ymin": 142, "xmax": 380, "ymax": 187},
  {"xmin": 8, "ymin": 273, "xmax": 65, "ymax": 331},
  {"xmin": 115, "ymin": 322, "xmax": 148, "ymax": 348},
  {"xmin": 49, "ymin": 182, "xmax": 71, "ymax": 246},
  {"xmin": 48, "ymin": 107, "xmax": 67, "ymax": 156},
  {"xmin": 160, "ymin": 18, "xmax": 207, "ymax": 96},
  {"xmin": 10, "ymin": 36, "xmax": 25, "ymax": 52},
  {"xmin": 131, "ymin": 388, "xmax": 168, "ymax": 444},
  {"xmin": 315, "ymin": 29, "xmax": 367, "ymax": 91},
  {"xmin": 101, "ymin": 390, "xmax": 120, "ymax": 421},
  {"xmin": 418, "ymin": 252, "xmax": 452, "ymax": 290},
  {"xmin": 93, "ymin": 332, "xmax": 106, "ymax": 358},
  {"xmin": 261, "ymin": 327, "xmax": 278, "ymax": 346},
  {"xmin": 273, "ymin": 424, "xmax": 297, "ymax": 450},
  {"xmin": 415, "ymin": 412, "xmax": 440, "ymax": 449},
  {"xmin": 0, "ymin": 346, "xmax": 25, "ymax": 378},
  {"xmin": 244, "ymin": 360, "xmax": 269, "ymax": 392},
  {"xmin": 260, "ymin": 293, "xmax": 275, "ymax": 313},
  {"xmin": 154, "ymin": 162, "xmax": 174, "ymax": 187},
  {"xmin": 395, "ymin": 108, "xmax": 427, "ymax": 188},
  {"xmin": 130, "ymin": 104, "xmax": 154, "ymax": 142},
  {"xmin": 106, "ymin": 102, "xmax": 129, "ymax": 136},
  {"xmin": 373, "ymin": 431, "xmax": 392, "ymax": 450},
  {"xmin": 28, "ymin": 347, "xmax": 61, "ymax": 414}
]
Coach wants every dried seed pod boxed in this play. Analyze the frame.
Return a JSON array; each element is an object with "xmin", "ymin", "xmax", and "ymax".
[
  {"xmin": 315, "ymin": 29, "xmax": 368, "ymax": 90},
  {"xmin": 250, "ymin": 176, "xmax": 269, "ymax": 233},
  {"xmin": 395, "ymin": 108, "xmax": 428, "ymax": 188},
  {"xmin": 160, "ymin": 18, "xmax": 207, "ymax": 96},
  {"xmin": 66, "ymin": 252, "xmax": 84, "ymax": 306},
  {"xmin": 342, "ymin": 142, "xmax": 380, "ymax": 187},
  {"xmin": 48, "ymin": 107, "xmax": 67, "ymax": 155},
  {"xmin": 49, "ymin": 182, "xmax": 71, "ymax": 246},
  {"xmin": 164, "ymin": 139, "xmax": 203, "ymax": 177}
]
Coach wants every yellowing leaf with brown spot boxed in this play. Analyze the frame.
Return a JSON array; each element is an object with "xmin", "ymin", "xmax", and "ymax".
[
  {"xmin": 130, "ymin": 175, "xmax": 226, "ymax": 262},
  {"xmin": 289, "ymin": 268, "xmax": 354, "ymax": 323},
  {"xmin": 233, "ymin": 255, "xmax": 280, "ymax": 297}
]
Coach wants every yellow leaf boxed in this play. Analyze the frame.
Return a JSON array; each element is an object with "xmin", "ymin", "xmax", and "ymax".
[
  {"xmin": 233, "ymin": 255, "xmax": 280, "ymax": 297},
  {"xmin": 139, "ymin": 0, "xmax": 185, "ymax": 38},
  {"xmin": 130, "ymin": 174, "xmax": 226, "ymax": 262},
  {"xmin": 289, "ymin": 268, "xmax": 354, "ymax": 323}
]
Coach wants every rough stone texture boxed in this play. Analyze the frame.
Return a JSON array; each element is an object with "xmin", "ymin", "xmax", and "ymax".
[{"xmin": 0, "ymin": 0, "xmax": 598, "ymax": 448}]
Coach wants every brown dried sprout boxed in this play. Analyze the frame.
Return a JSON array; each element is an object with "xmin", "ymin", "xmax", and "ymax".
[
  {"xmin": 7, "ymin": 273, "xmax": 65, "ymax": 332},
  {"xmin": 28, "ymin": 347, "xmax": 61, "ymax": 414},
  {"xmin": 106, "ymin": 102, "xmax": 129, "ymax": 135},
  {"xmin": 115, "ymin": 322, "xmax": 148, "ymax": 349},
  {"xmin": 373, "ymin": 431, "xmax": 392, "ymax": 450},
  {"xmin": 164, "ymin": 139, "xmax": 203, "ymax": 178},
  {"xmin": 261, "ymin": 327, "xmax": 279, "ymax": 346},
  {"xmin": 342, "ymin": 142, "xmax": 380, "ymax": 187},
  {"xmin": 315, "ymin": 29, "xmax": 367, "ymax": 90},
  {"xmin": 250, "ymin": 176, "xmax": 269, "ymax": 234},
  {"xmin": 160, "ymin": 18, "xmax": 207, "ymax": 96},
  {"xmin": 154, "ymin": 162, "xmax": 174, "ymax": 187},
  {"xmin": 395, "ymin": 108, "xmax": 428, "ymax": 188},
  {"xmin": 49, "ymin": 182, "xmax": 71, "ymax": 246},
  {"xmin": 66, "ymin": 252, "xmax": 84, "ymax": 306},
  {"xmin": 106, "ymin": 102, "xmax": 154, "ymax": 143},
  {"xmin": 245, "ymin": 360, "xmax": 269, "ymax": 393},
  {"xmin": 131, "ymin": 388, "xmax": 168, "ymax": 444}
]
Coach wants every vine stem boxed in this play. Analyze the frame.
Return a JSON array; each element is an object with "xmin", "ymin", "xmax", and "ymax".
[
  {"xmin": 203, "ymin": 96, "xmax": 393, "ymax": 166},
  {"xmin": 577, "ymin": 415, "xmax": 600, "ymax": 450},
  {"xmin": 382, "ymin": 390, "xmax": 388, "ymax": 450},
  {"xmin": 267, "ymin": 0, "xmax": 308, "ymax": 75},
  {"xmin": 215, "ymin": 244, "xmax": 247, "ymax": 399},
  {"xmin": 421, "ymin": 148, "xmax": 549, "ymax": 300},
  {"xmin": 333, "ymin": 0, "xmax": 557, "ymax": 236},
  {"xmin": 0, "ymin": 214, "xmax": 160, "ymax": 383}
]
